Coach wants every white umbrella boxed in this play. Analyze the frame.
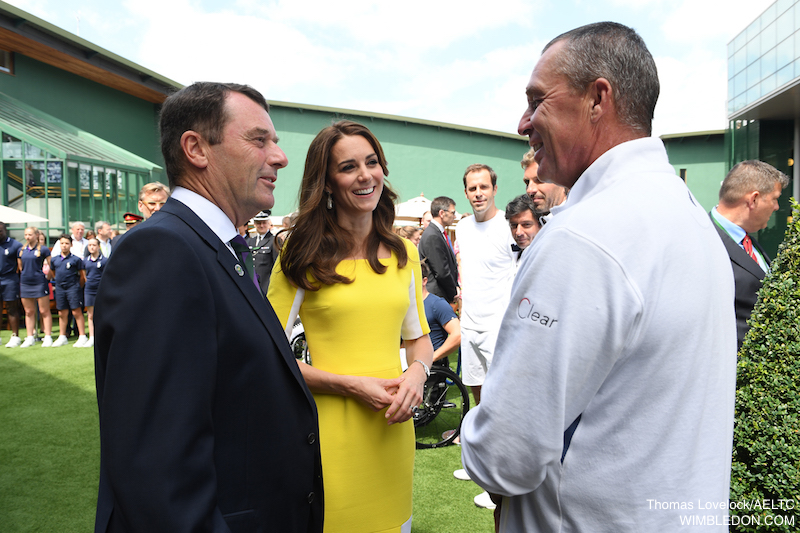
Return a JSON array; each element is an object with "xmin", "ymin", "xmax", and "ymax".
[
  {"xmin": 395, "ymin": 194, "xmax": 431, "ymax": 219},
  {"xmin": 0, "ymin": 205, "xmax": 50, "ymax": 224}
]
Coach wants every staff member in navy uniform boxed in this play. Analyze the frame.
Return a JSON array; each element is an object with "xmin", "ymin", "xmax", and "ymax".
[
  {"xmin": 81, "ymin": 238, "xmax": 104, "ymax": 349},
  {"xmin": 93, "ymin": 82, "xmax": 323, "ymax": 533},
  {"xmin": 18, "ymin": 226, "xmax": 53, "ymax": 347},
  {"xmin": 246, "ymin": 210, "xmax": 279, "ymax": 294},
  {"xmin": 0, "ymin": 222, "xmax": 23, "ymax": 347},
  {"xmin": 48, "ymin": 234, "xmax": 87, "ymax": 347}
]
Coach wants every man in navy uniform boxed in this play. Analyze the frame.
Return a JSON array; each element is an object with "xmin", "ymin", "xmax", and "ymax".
[{"xmin": 94, "ymin": 82, "xmax": 323, "ymax": 533}]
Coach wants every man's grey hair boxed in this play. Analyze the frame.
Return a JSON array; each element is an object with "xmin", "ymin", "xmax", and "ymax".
[
  {"xmin": 505, "ymin": 194, "xmax": 538, "ymax": 221},
  {"xmin": 71, "ymin": 221, "xmax": 85, "ymax": 230},
  {"xmin": 719, "ymin": 160, "xmax": 789, "ymax": 204},
  {"xmin": 430, "ymin": 196, "xmax": 455, "ymax": 219},
  {"xmin": 543, "ymin": 21, "xmax": 659, "ymax": 136},
  {"xmin": 95, "ymin": 220, "xmax": 109, "ymax": 232}
]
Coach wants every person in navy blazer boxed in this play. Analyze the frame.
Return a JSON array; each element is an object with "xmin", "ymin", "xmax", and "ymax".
[
  {"xmin": 711, "ymin": 159, "xmax": 789, "ymax": 349},
  {"xmin": 94, "ymin": 82, "xmax": 323, "ymax": 533},
  {"xmin": 417, "ymin": 196, "xmax": 459, "ymax": 303}
]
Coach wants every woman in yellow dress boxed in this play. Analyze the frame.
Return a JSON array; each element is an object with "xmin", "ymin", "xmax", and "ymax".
[{"xmin": 268, "ymin": 121, "xmax": 433, "ymax": 533}]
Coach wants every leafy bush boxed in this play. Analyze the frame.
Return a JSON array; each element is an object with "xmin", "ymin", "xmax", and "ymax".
[{"xmin": 730, "ymin": 198, "xmax": 800, "ymax": 532}]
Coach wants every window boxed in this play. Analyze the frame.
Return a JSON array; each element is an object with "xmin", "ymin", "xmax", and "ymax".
[{"xmin": 0, "ymin": 50, "xmax": 13, "ymax": 75}]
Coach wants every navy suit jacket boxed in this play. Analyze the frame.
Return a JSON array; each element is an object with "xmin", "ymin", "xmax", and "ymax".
[
  {"xmin": 418, "ymin": 223, "xmax": 459, "ymax": 303},
  {"xmin": 94, "ymin": 198, "xmax": 323, "ymax": 532},
  {"xmin": 713, "ymin": 222, "xmax": 770, "ymax": 350}
]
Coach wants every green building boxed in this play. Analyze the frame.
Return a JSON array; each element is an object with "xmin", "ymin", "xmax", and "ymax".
[
  {"xmin": 661, "ymin": 129, "xmax": 727, "ymax": 212},
  {"xmin": 0, "ymin": 1, "xmax": 529, "ymax": 243}
]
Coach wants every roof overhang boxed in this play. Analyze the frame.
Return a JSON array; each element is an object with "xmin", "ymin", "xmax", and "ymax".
[
  {"xmin": 729, "ymin": 77, "xmax": 800, "ymax": 123},
  {"xmin": 0, "ymin": 1, "xmax": 181, "ymax": 104}
]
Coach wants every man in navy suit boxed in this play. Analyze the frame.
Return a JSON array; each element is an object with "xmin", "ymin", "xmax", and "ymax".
[
  {"xmin": 94, "ymin": 82, "xmax": 323, "ymax": 532},
  {"xmin": 711, "ymin": 159, "xmax": 789, "ymax": 349},
  {"xmin": 417, "ymin": 196, "xmax": 459, "ymax": 303}
]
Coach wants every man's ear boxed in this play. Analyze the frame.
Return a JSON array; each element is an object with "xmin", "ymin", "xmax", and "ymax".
[
  {"xmin": 746, "ymin": 190, "xmax": 760, "ymax": 209},
  {"xmin": 181, "ymin": 130, "xmax": 209, "ymax": 170},
  {"xmin": 588, "ymin": 78, "xmax": 613, "ymax": 123}
]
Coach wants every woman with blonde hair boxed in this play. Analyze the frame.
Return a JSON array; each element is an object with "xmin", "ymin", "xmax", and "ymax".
[
  {"xmin": 18, "ymin": 226, "xmax": 53, "ymax": 347},
  {"xmin": 395, "ymin": 225, "xmax": 422, "ymax": 246},
  {"xmin": 269, "ymin": 120, "xmax": 433, "ymax": 532}
]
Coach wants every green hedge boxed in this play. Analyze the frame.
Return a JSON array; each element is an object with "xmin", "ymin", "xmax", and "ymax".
[{"xmin": 730, "ymin": 198, "xmax": 800, "ymax": 532}]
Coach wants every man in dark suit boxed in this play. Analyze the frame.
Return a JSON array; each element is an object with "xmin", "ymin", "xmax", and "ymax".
[
  {"xmin": 711, "ymin": 159, "xmax": 789, "ymax": 349},
  {"xmin": 247, "ymin": 210, "xmax": 279, "ymax": 295},
  {"xmin": 94, "ymin": 82, "xmax": 323, "ymax": 533},
  {"xmin": 418, "ymin": 196, "xmax": 459, "ymax": 303}
]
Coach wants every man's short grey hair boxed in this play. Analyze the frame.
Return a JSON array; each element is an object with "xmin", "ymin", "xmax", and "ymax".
[
  {"xmin": 719, "ymin": 160, "xmax": 789, "ymax": 204},
  {"xmin": 71, "ymin": 221, "xmax": 85, "ymax": 230},
  {"xmin": 430, "ymin": 196, "xmax": 455, "ymax": 219},
  {"xmin": 505, "ymin": 194, "xmax": 538, "ymax": 221},
  {"xmin": 521, "ymin": 148, "xmax": 537, "ymax": 170},
  {"xmin": 95, "ymin": 221, "xmax": 109, "ymax": 232},
  {"xmin": 543, "ymin": 21, "xmax": 659, "ymax": 137}
]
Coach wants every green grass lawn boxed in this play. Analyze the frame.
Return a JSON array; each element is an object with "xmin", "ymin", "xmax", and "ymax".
[{"xmin": 0, "ymin": 330, "xmax": 494, "ymax": 532}]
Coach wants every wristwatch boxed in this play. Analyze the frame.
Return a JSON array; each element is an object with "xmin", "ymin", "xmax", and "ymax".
[{"xmin": 412, "ymin": 359, "xmax": 430, "ymax": 377}]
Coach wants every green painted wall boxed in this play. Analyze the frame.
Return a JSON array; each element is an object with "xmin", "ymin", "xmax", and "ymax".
[
  {"xmin": 268, "ymin": 107, "xmax": 530, "ymax": 216},
  {"xmin": 0, "ymin": 55, "xmax": 164, "ymax": 176},
  {"xmin": 663, "ymin": 133, "xmax": 727, "ymax": 212}
]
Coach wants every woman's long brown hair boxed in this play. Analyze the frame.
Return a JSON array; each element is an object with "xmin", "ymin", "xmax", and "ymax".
[{"xmin": 279, "ymin": 120, "xmax": 408, "ymax": 291}]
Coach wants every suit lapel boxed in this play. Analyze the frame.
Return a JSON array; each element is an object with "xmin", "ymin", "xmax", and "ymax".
[
  {"xmin": 752, "ymin": 238, "xmax": 771, "ymax": 266},
  {"xmin": 715, "ymin": 224, "xmax": 766, "ymax": 279},
  {"xmin": 160, "ymin": 199, "xmax": 309, "ymax": 389}
]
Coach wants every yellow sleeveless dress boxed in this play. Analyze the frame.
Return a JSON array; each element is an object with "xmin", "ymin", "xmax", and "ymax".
[{"xmin": 268, "ymin": 240, "xmax": 429, "ymax": 533}]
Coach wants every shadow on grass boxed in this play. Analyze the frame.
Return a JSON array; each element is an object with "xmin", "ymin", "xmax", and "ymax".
[
  {"xmin": 412, "ymin": 445, "xmax": 494, "ymax": 533},
  {"xmin": 0, "ymin": 352, "xmax": 99, "ymax": 533}
]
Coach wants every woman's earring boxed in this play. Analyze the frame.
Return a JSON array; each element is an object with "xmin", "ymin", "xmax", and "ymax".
[{"xmin": 327, "ymin": 193, "xmax": 333, "ymax": 210}]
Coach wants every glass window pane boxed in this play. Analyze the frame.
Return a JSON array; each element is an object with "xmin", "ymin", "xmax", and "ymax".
[
  {"xmin": 778, "ymin": 9, "xmax": 794, "ymax": 42},
  {"xmin": 735, "ymin": 70, "xmax": 747, "ymax": 96},
  {"xmin": 762, "ymin": 3, "xmax": 777, "ymax": 27},
  {"xmin": 777, "ymin": 36, "xmax": 794, "ymax": 69},
  {"xmin": 778, "ymin": 0, "xmax": 793, "ymax": 17},
  {"xmin": 747, "ymin": 36, "xmax": 761, "ymax": 66},
  {"xmin": 747, "ymin": 18, "xmax": 762, "ymax": 42},
  {"xmin": 762, "ymin": 47, "xmax": 778, "ymax": 77},
  {"xmin": 1, "ymin": 133, "xmax": 22, "ymax": 159},
  {"xmin": 777, "ymin": 63, "xmax": 794, "ymax": 87},
  {"xmin": 46, "ymin": 161, "xmax": 62, "ymax": 185},
  {"xmin": 796, "ymin": 1, "xmax": 800, "ymax": 31},
  {"xmin": 762, "ymin": 73, "xmax": 777, "ymax": 96},
  {"xmin": 79, "ymin": 165, "xmax": 91, "ymax": 191},
  {"xmin": 747, "ymin": 61, "xmax": 761, "ymax": 88},
  {"xmin": 762, "ymin": 21, "xmax": 777, "ymax": 52},
  {"xmin": 92, "ymin": 167, "xmax": 102, "ymax": 192},
  {"xmin": 734, "ymin": 93, "xmax": 746, "ymax": 112},
  {"xmin": 734, "ymin": 31, "xmax": 746, "ymax": 53},
  {"xmin": 729, "ymin": 39, "xmax": 736, "ymax": 58},
  {"xmin": 735, "ymin": 46, "xmax": 747, "ymax": 73},
  {"xmin": 24, "ymin": 143, "xmax": 44, "ymax": 159},
  {"xmin": 728, "ymin": 76, "xmax": 735, "ymax": 100},
  {"xmin": 747, "ymin": 85, "xmax": 760, "ymax": 106}
]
